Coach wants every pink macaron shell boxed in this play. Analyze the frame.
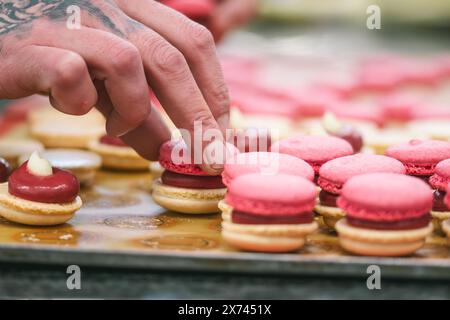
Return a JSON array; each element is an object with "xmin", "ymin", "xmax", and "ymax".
[
  {"xmin": 399, "ymin": 60, "xmax": 441, "ymax": 86},
  {"xmin": 356, "ymin": 65, "xmax": 405, "ymax": 92},
  {"xmin": 379, "ymin": 93, "xmax": 425, "ymax": 122},
  {"xmin": 229, "ymin": 87, "xmax": 300, "ymax": 117},
  {"xmin": 429, "ymin": 159, "xmax": 450, "ymax": 191},
  {"xmin": 286, "ymin": 87, "xmax": 341, "ymax": 117},
  {"xmin": 159, "ymin": 140, "xmax": 210, "ymax": 176},
  {"xmin": 318, "ymin": 154, "xmax": 406, "ymax": 194},
  {"xmin": 385, "ymin": 140, "xmax": 450, "ymax": 176},
  {"xmin": 226, "ymin": 173, "xmax": 317, "ymax": 216},
  {"xmin": 411, "ymin": 105, "xmax": 450, "ymax": 120},
  {"xmin": 271, "ymin": 135, "xmax": 354, "ymax": 172},
  {"xmin": 327, "ymin": 101, "xmax": 385, "ymax": 127},
  {"xmin": 337, "ymin": 173, "xmax": 433, "ymax": 222},
  {"xmin": 222, "ymin": 152, "xmax": 314, "ymax": 186}
]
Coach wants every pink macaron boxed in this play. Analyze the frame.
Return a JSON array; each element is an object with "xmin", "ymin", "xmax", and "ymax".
[
  {"xmin": 222, "ymin": 152, "xmax": 314, "ymax": 186},
  {"xmin": 226, "ymin": 173, "xmax": 317, "ymax": 216},
  {"xmin": 271, "ymin": 135, "xmax": 354, "ymax": 173},
  {"xmin": 337, "ymin": 173, "xmax": 432, "ymax": 227},
  {"xmin": 379, "ymin": 93, "xmax": 425, "ymax": 122},
  {"xmin": 315, "ymin": 154, "xmax": 406, "ymax": 229},
  {"xmin": 327, "ymin": 101, "xmax": 385, "ymax": 127},
  {"xmin": 221, "ymin": 173, "xmax": 318, "ymax": 252},
  {"xmin": 385, "ymin": 140, "xmax": 450, "ymax": 176},
  {"xmin": 318, "ymin": 154, "xmax": 406, "ymax": 195},
  {"xmin": 335, "ymin": 173, "xmax": 433, "ymax": 256}
]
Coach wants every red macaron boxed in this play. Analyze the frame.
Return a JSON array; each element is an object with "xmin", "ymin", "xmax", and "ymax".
[
  {"xmin": 159, "ymin": 139, "xmax": 209, "ymax": 176},
  {"xmin": 385, "ymin": 139, "xmax": 450, "ymax": 176},
  {"xmin": 271, "ymin": 135, "xmax": 354, "ymax": 174},
  {"xmin": 222, "ymin": 152, "xmax": 314, "ymax": 186},
  {"xmin": 158, "ymin": 139, "xmax": 227, "ymax": 189}
]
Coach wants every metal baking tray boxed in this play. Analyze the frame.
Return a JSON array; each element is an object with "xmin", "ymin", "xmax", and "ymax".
[{"xmin": 0, "ymin": 167, "xmax": 449, "ymax": 281}]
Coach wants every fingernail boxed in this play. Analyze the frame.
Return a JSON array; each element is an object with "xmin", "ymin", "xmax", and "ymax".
[
  {"xmin": 201, "ymin": 141, "xmax": 239, "ymax": 175},
  {"xmin": 202, "ymin": 140, "xmax": 225, "ymax": 175}
]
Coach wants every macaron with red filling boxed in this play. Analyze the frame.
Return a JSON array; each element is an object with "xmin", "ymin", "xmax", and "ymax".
[
  {"xmin": 88, "ymin": 134, "xmax": 149, "ymax": 171},
  {"xmin": 385, "ymin": 140, "xmax": 450, "ymax": 180},
  {"xmin": 316, "ymin": 154, "xmax": 406, "ymax": 229},
  {"xmin": 270, "ymin": 135, "xmax": 353, "ymax": 178},
  {"xmin": 429, "ymin": 159, "xmax": 450, "ymax": 228},
  {"xmin": 222, "ymin": 152, "xmax": 314, "ymax": 187},
  {"xmin": 152, "ymin": 140, "xmax": 227, "ymax": 214},
  {"xmin": 335, "ymin": 173, "xmax": 433, "ymax": 256},
  {"xmin": 220, "ymin": 173, "xmax": 318, "ymax": 252},
  {"xmin": 0, "ymin": 152, "xmax": 82, "ymax": 225}
]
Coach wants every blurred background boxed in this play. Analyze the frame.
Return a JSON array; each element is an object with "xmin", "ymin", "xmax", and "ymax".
[{"xmin": 2, "ymin": 0, "xmax": 450, "ymax": 147}]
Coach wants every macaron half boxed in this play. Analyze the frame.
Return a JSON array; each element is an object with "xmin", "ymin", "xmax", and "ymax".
[
  {"xmin": 385, "ymin": 139, "xmax": 450, "ymax": 177},
  {"xmin": 220, "ymin": 173, "xmax": 318, "ymax": 252},
  {"xmin": 152, "ymin": 140, "xmax": 226, "ymax": 214},
  {"xmin": 222, "ymin": 151, "xmax": 314, "ymax": 187},
  {"xmin": 270, "ymin": 135, "xmax": 353, "ymax": 175},
  {"xmin": 335, "ymin": 173, "xmax": 433, "ymax": 257},
  {"xmin": 316, "ymin": 154, "xmax": 406, "ymax": 228}
]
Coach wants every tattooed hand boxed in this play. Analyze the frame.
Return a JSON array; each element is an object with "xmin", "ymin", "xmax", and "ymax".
[{"xmin": 0, "ymin": 0, "xmax": 229, "ymax": 172}]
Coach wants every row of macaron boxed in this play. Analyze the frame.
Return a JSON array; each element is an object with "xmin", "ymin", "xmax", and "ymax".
[
  {"xmin": 0, "ymin": 133, "xmax": 166, "ymax": 226},
  {"xmin": 0, "ymin": 134, "xmax": 166, "ymax": 186},
  {"xmin": 152, "ymin": 135, "xmax": 450, "ymax": 255},
  {"xmin": 228, "ymin": 54, "xmax": 450, "ymax": 126}
]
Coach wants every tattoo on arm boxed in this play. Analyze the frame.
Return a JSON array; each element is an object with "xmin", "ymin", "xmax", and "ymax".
[{"xmin": 0, "ymin": 0, "xmax": 122, "ymax": 36}]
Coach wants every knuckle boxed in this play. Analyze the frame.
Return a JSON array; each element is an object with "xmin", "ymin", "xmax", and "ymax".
[
  {"xmin": 152, "ymin": 41, "xmax": 188, "ymax": 79},
  {"xmin": 187, "ymin": 23, "xmax": 214, "ymax": 53},
  {"xmin": 125, "ymin": 106, "xmax": 150, "ymax": 127},
  {"xmin": 193, "ymin": 108, "xmax": 215, "ymax": 128},
  {"xmin": 54, "ymin": 52, "xmax": 86, "ymax": 87},
  {"xmin": 110, "ymin": 43, "xmax": 141, "ymax": 75}
]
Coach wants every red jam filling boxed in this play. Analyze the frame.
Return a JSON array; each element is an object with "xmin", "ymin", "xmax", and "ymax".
[
  {"xmin": 8, "ymin": 162, "xmax": 79, "ymax": 204},
  {"xmin": 433, "ymin": 190, "xmax": 449, "ymax": 212},
  {"xmin": 231, "ymin": 211, "xmax": 314, "ymax": 225},
  {"xmin": 319, "ymin": 190, "xmax": 338, "ymax": 207},
  {"xmin": 161, "ymin": 170, "xmax": 225, "ymax": 189},
  {"xmin": 347, "ymin": 213, "xmax": 431, "ymax": 231},
  {"xmin": 100, "ymin": 135, "xmax": 128, "ymax": 147},
  {"xmin": 0, "ymin": 157, "xmax": 11, "ymax": 183}
]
